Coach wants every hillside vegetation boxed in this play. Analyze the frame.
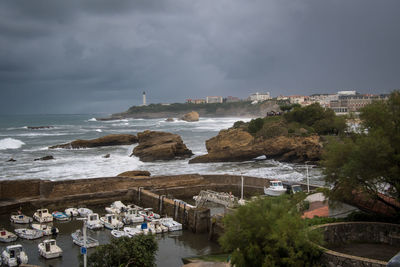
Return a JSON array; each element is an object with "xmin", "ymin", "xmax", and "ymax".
[{"xmin": 233, "ymin": 103, "xmax": 347, "ymax": 138}]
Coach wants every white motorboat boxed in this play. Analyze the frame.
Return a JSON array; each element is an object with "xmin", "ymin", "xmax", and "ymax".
[
  {"xmin": 77, "ymin": 208, "xmax": 93, "ymax": 217},
  {"xmin": 10, "ymin": 213, "xmax": 33, "ymax": 224},
  {"xmin": 100, "ymin": 214, "xmax": 124, "ymax": 230},
  {"xmin": 15, "ymin": 228, "xmax": 43, "ymax": 240},
  {"xmin": 31, "ymin": 223, "xmax": 59, "ymax": 236},
  {"xmin": 123, "ymin": 227, "xmax": 142, "ymax": 237},
  {"xmin": 264, "ymin": 180, "xmax": 286, "ymax": 196},
  {"xmin": 105, "ymin": 201, "xmax": 127, "ymax": 214},
  {"xmin": 1, "ymin": 244, "xmax": 28, "ymax": 267},
  {"xmin": 110, "ymin": 230, "xmax": 130, "ymax": 238},
  {"xmin": 0, "ymin": 229, "xmax": 17, "ymax": 243},
  {"xmin": 123, "ymin": 208, "xmax": 144, "ymax": 224},
  {"xmin": 86, "ymin": 213, "xmax": 103, "ymax": 230},
  {"xmin": 52, "ymin": 211, "xmax": 69, "ymax": 221},
  {"xmin": 136, "ymin": 223, "xmax": 150, "ymax": 235},
  {"xmin": 160, "ymin": 217, "xmax": 182, "ymax": 232},
  {"xmin": 71, "ymin": 230, "xmax": 99, "ymax": 248},
  {"xmin": 33, "ymin": 209, "xmax": 53, "ymax": 223},
  {"xmin": 38, "ymin": 239, "xmax": 62, "ymax": 259},
  {"xmin": 65, "ymin": 208, "xmax": 79, "ymax": 217},
  {"xmin": 139, "ymin": 208, "xmax": 160, "ymax": 222},
  {"xmin": 152, "ymin": 219, "xmax": 168, "ymax": 233}
]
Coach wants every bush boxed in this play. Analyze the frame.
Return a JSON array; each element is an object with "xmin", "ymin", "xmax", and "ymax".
[{"xmin": 219, "ymin": 195, "xmax": 322, "ymax": 267}]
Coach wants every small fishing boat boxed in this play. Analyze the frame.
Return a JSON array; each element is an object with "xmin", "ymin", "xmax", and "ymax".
[
  {"xmin": 10, "ymin": 213, "xmax": 33, "ymax": 224},
  {"xmin": 105, "ymin": 201, "xmax": 127, "ymax": 214},
  {"xmin": 38, "ymin": 239, "xmax": 62, "ymax": 259},
  {"xmin": 31, "ymin": 224, "xmax": 59, "ymax": 236},
  {"xmin": 0, "ymin": 229, "xmax": 17, "ymax": 243},
  {"xmin": 33, "ymin": 209, "xmax": 53, "ymax": 223},
  {"xmin": 15, "ymin": 228, "xmax": 43, "ymax": 240},
  {"xmin": 147, "ymin": 222, "xmax": 161, "ymax": 234},
  {"xmin": 139, "ymin": 208, "xmax": 160, "ymax": 222},
  {"xmin": 86, "ymin": 213, "xmax": 103, "ymax": 230},
  {"xmin": 110, "ymin": 230, "xmax": 130, "ymax": 238},
  {"xmin": 160, "ymin": 217, "xmax": 182, "ymax": 232},
  {"xmin": 1, "ymin": 244, "xmax": 28, "ymax": 266},
  {"xmin": 77, "ymin": 208, "xmax": 93, "ymax": 217},
  {"xmin": 136, "ymin": 222, "xmax": 150, "ymax": 235},
  {"xmin": 100, "ymin": 214, "xmax": 124, "ymax": 230},
  {"xmin": 71, "ymin": 230, "xmax": 99, "ymax": 248},
  {"xmin": 264, "ymin": 180, "xmax": 286, "ymax": 196},
  {"xmin": 122, "ymin": 208, "xmax": 144, "ymax": 224},
  {"xmin": 65, "ymin": 208, "xmax": 79, "ymax": 217},
  {"xmin": 123, "ymin": 227, "xmax": 142, "ymax": 237},
  {"xmin": 52, "ymin": 211, "xmax": 69, "ymax": 221}
]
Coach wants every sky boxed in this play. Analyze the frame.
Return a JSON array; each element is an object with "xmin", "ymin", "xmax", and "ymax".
[{"xmin": 0, "ymin": 0, "xmax": 399, "ymax": 114}]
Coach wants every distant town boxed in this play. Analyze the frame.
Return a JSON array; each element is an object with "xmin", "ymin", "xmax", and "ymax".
[{"xmin": 184, "ymin": 91, "xmax": 390, "ymax": 115}]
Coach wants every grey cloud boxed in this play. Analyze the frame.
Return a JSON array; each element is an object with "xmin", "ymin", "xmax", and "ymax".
[{"xmin": 0, "ymin": 0, "xmax": 399, "ymax": 114}]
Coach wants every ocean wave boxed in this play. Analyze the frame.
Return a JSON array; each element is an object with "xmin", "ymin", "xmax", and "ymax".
[
  {"xmin": 0, "ymin": 138, "xmax": 25, "ymax": 150},
  {"xmin": 88, "ymin": 118, "xmax": 97, "ymax": 122},
  {"xmin": 96, "ymin": 129, "xmax": 103, "ymax": 132}
]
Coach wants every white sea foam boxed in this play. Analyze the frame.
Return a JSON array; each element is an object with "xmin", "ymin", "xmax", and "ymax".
[
  {"xmin": 96, "ymin": 129, "xmax": 103, "ymax": 132},
  {"xmin": 88, "ymin": 118, "xmax": 97, "ymax": 122},
  {"xmin": 0, "ymin": 138, "xmax": 25, "ymax": 150}
]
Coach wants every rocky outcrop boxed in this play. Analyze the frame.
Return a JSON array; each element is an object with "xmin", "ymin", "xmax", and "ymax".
[
  {"xmin": 117, "ymin": 170, "xmax": 151, "ymax": 177},
  {"xmin": 34, "ymin": 155, "xmax": 54, "ymax": 161},
  {"xmin": 181, "ymin": 111, "xmax": 199, "ymax": 122},
  {"xmin": 189, "ymin": 128, "xmax": 322, "ymax": 164},
  {"xmin": 6, "ymin": 158, "xmax": 16, "ymax": 162},
  {"xmin": 49, "ymin": 134, "xmax": 138, "ymax": 149},
  {"xmin": 166, "ymin": 118, "xmax": 174, "ymax": 122},
  {"xmin": 131, "ymin": 130, "xmax": 193, "ymax": 162},
  {"xmin": 28, "ymin": 126, "xmax": 53, "ymax": 130}
]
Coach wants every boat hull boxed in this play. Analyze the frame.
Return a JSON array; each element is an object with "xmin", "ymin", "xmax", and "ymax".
[{"xmin": 263, "ymin": 187, "xmax": 286, "ymax": 196}]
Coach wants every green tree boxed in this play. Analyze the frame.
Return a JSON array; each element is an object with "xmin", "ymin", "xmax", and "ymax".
[
  {"xmin": 219, "ymin": 195, "xmax": 322, "ymax": 267},
  {"xmin": 322, "ymin": 91, "xmax": 400, "ymax": 213},
  {"xmin": 248, "ymin": 118, "xmax": 265, "ymax": 134},
  {"xmin": 85, "ymin": 234, "xmax": 158, "ymax": 267}
]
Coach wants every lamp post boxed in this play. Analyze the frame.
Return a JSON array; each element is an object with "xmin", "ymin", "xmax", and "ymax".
[{"xmin": 305, "ymin": 162, "xmax": 310, "ymax": 193}]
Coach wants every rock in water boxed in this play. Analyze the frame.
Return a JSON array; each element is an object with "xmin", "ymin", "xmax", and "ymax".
[
  {"xmin": 181, "ymin": 111, "xmax": 199, "ymax": 122},
  {"xmin": 34, "ymin": 155, "xmax": 54, "ymax": 161},
  {"xmin": 189, "ymin": 128, "xmax": 322, "ymax": 164},
  {"xmin": 6, "ymin": 158, "xmax": 16, "ymax": 162},
  {"xmin": 131, "ymin": 130, "xmax": 193, "ymax": 162},
  {"xmin": 117, "ymin": 170, "xmax": 151, "ymax": 177},
  {"xmin": 103, "ymin": 154, "xmax": 110, "ymax": 158},
  {"xmin": 165, "ymin": 118, "xmax": 174, "ymax": 122},
  {"xmin": 49, "ymin": 134, "xmax": 138, "ymax": 149}
]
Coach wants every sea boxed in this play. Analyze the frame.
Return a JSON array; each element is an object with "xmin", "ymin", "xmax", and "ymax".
[{"xmin": 0, "ymin": 114, "xmax": 323, "ymax": 184}]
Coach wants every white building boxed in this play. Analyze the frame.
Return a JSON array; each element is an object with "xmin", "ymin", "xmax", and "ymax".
[
  {"xmin": 338, "ymin": 90, "xmax": 357, "ymax": 96},
  {"xmin": 206, "ymin": 96, "xmax": 223, "ymax": 103},
  {"xmin": 249, "ymin": 92, "xmax": 271, "ymax": 102}
]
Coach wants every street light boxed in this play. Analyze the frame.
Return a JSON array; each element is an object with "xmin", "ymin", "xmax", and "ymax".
[{"xmin": 77, "ymin": 217, "xmax": 88, "ymax": 267}]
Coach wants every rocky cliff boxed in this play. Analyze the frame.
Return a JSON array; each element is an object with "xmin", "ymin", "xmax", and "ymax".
[
  {"xmin": 189, "ymin": 128, "xmax": 322, "ymax": 164},
  {"xmin": 131, "ymin": 130, "xmax": 193, "ymax": 161}
]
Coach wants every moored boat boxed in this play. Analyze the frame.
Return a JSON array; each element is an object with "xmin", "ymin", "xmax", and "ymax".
[
  {"xmin": 38, "ymin": 239, "xmax": 63, "ymax": 259},
  {"xmin": 1, "ymin": 244, "xmax": 28, "ymax": 266},
  {"xmin": 65, "ymin": 208, "xmax": 79, "ymax": 217},
  {"xmin": 100, "ymin": 214, "xmax": 124, "ymax": 230},
  {"xmin": 10, "ymin": 213, "xmax": 33, "ymax": 224},
  {"xmin": 160, "ymin": 217, "xmax": 182, "ymax": 232},
  {"xmin": 71, "ymin": 230, "xmax": 99, "ymax": 248},
  {"xmin": 31, "ymin": 223, "xmax": 59, "ymax": 236},
  {"xmin": 139, "ymin": 208, "xmax": 160, "ymax": 222},
  {"xmin": 105, "ymin": 201, "xmax": 127, "ymax": 214},
  {"xmin": 122, "ymin": 208, "xmax": 144, "ymax": 224},
  {"xmin": 77, "ymin": 208, "xmax": 93, "ymax": 217},
  {"xmin": 110, "ymin": 230, "xmax": 130, "ymax": 238},
  {"xmin": 33, "ymin": 209, "xmax": 53, "ymax": 223},
  {"xmin": 0, "ymin": 229, "xmax": 17, "ymax": 243},
  {"xmin": 15, "ymin": 228, "xmax": 43, "ymax": 240},
  {"xmin": 123, "ymin": 226, "xmax": 142, "ymax": 237},
  {"xmin": 263, "ymin": 180, "xmax": 286, "ymax": 196},
  {"xmin": 86, "ymin": 213, "xmax": 103, "ymax": 230},
  {"xmin": 52, "ymin": 211, "xmax": 69, "ymax": 221}
]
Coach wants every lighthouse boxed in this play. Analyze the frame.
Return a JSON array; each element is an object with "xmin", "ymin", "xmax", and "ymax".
[{"xmin": 142, "ymin": 91, "xmax": 147, "ymax": 106}]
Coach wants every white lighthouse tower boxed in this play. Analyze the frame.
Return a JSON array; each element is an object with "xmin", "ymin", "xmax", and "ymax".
[{"xmin": 142, "ymin": 91, "xmax": 147, "ymax": 106}]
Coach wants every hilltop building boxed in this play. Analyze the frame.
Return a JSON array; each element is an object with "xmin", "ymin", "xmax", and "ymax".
[
  {"xmin": 249, "ymin": 92, "xmax": 271, "ymax": 102},
  {"xmin": 225, "ymin": 96, "xmax": 241, "ymax": 103},
  {"xmin": 206, "ymin": 96, "xmax": 223, "ymax": 103}
]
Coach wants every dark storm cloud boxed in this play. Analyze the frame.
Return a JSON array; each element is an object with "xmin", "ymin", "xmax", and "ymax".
[{"xmin": 0, "ymin": 0, "xmax": 399, "ymax": 114}]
